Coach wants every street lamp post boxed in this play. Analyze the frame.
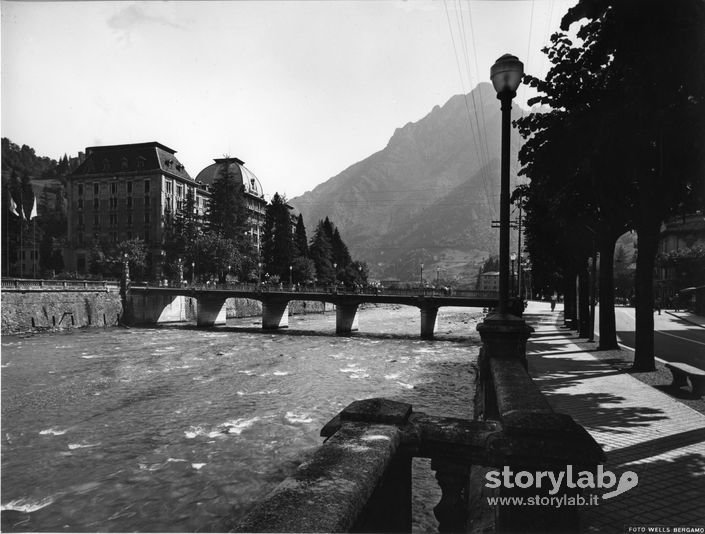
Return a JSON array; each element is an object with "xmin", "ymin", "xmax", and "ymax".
[
  {"xmin": 289, "ymin": 265, "xmax": 293, "ymax": 287},
  {"xmin": 510, "ymin": 252, "xmax": 517, "ymax": 297},
  {"xmin": 420, "ymin": 263, "xmax": 424, "ymax": 289},
  {"xmin": 490, "ymin": 53, "xmax": 524, "ymax": 315},
  {"xmin": 436, "ymin": 267, "xmax": 440, "ymax": 286},
  {"xmin": 191, "ymin": 261, "xmax": 195, "ymax": 285},
  {"xmin": 177, "ymin": 257, "xmax": 183, "ymax": 286},
  {"xmin": 258, "ymin": 262, "xmax": 262, "ymax": 285}
]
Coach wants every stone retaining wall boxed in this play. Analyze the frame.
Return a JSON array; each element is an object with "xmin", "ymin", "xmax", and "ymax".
[
  {"xmin": 1, "ymin": 290, "xmax": 123, "ymax": 335},
  {"xmin": 2, "ymin": 291, "xmax": 331, "ymax": 333}
]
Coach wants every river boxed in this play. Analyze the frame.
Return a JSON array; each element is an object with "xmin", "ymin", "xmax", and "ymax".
[{"xmin": 1, "ymin": 305, "xmax": 484, "ymax": 532}]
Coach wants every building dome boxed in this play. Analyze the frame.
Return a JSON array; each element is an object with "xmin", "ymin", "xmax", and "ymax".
[{"xmin": 194, "ymin": 157, "xmax": 264, "ymax": 198}]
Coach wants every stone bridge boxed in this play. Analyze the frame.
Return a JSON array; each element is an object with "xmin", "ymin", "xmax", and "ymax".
[{"xmin": 127, "ymin": 284, "xmax": 498, "ymax": 339}]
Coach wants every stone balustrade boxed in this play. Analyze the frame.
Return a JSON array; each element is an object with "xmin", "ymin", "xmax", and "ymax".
[
  {"xmin": 235, "ymin": 314, "xmax": 605, "ymax": 533},
  {"xmin": 1, "ymin": 278, "xmax": 119, "ymax": 292}
]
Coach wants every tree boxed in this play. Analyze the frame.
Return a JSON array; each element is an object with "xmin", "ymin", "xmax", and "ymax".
[
  {"xmin": 192, "ymin": 233, "xmax": 241, "ymax": 283},
  {"xmin": 309, "ymin": 220, "xmax": 334, "ymax": 284},
  {"xmin": 331, "ymin": 227, "xmax": 353, "ymax": 274},
  {"xmin": 261, "ymin": 193, "xmax": 294, "ymax": 281},
  {"xmin": 560, "ymin": 0, "xmax": 705, "ymax": 370},
  {"xmin": 293, "ymin": 213, "xmax": 309, "ymax": 258},
  {"xmin": 206, "ymin": 159, "xmax": 250, "ymax": 243},
  {"xmin": 516, "ymin": 22, "xmax": 636, "ymax": 349},
  {"xmin": 163, "ymin": 188, "xmax": 202, "ymax": 278}
]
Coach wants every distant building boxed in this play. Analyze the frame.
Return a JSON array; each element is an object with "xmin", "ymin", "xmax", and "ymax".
[
  {"xmin": 478, "ymin": 271, "xmax": 500, "ymax": 292},
  {"xmin": 655, "ymin": 213, "xmax": 705, "ymax": 311},
  {"xmin": 65, "ymin": 142, "xmax": 267, "ymax": 278}
]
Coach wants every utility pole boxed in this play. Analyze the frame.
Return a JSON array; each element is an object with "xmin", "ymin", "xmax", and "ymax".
[{"xmin": 517, "ymin": 203, "xmax": 523, "ymax": 299}]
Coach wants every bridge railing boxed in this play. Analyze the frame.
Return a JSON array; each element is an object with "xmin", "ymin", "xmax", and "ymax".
[
  {"xmin": 1, "ymin": 278, "xmax": 119, "ymax": 292},
  {"xmin": 132, "ymin": 281, "xmax": 498, "ymax": 299}
]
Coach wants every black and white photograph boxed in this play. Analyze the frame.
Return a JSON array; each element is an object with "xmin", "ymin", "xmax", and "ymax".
[{"xmin": 2, "ymin": 0, "xmax": 704, "ymax": 532}]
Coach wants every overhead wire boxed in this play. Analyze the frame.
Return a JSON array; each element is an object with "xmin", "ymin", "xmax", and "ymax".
[
  {"xmin": 443, "ymin": 0, "xmax": 497, "ymax": 221},
  {"xmin": 463, "ymin": 0, "xmax": 496, "ymax": 218},
  {"xmin": 442, "ymin": 0, "xmax": 489, "ymax": 205}
]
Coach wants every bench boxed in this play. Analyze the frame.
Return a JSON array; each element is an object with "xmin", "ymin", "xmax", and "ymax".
[{"xmin": 665, "ymin": 362, "xmax": 705, "ymax": 397}]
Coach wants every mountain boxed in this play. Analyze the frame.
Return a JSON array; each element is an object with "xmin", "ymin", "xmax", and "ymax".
[{"xmin": 290, "ymin": 83, "xmax": 525, "ymax": 284}]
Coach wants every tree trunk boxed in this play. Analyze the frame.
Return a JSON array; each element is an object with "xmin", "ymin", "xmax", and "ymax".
[
  {"xmin": 632, "ymin": 223, "xmax": 660, "ymax": 371},
  {"xmin": 578, "ymin": 264, "xmax": 591, "ymax": 338},
  {"xmin": 598, "ymin": 232, "xmax": 619, "ymax": 350},
  {"xmin": 563, "ymin": 270, "xmax": 577, "ymax": 329}
]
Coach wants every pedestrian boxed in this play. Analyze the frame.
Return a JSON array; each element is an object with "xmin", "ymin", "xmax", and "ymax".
[
  {"xmin": 655, "ymin": 297, "xmax": 662, "ymax": 315},
  {"xmin": 550, "ymin": 292, "xmax": 557, "ymax": 312}
]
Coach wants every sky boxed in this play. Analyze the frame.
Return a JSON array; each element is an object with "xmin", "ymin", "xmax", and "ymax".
[{"xmin": 1, "ymin": 0, "xmax": 576, "ymax": 199}]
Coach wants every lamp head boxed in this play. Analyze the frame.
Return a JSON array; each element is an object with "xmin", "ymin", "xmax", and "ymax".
[
  {"xmin": 491, "ymin": 54, "xmax": 524, "ymax": 97},
  {"xmin": 510, "ymin": 252, "xmax": 517, "ymax": 261}
]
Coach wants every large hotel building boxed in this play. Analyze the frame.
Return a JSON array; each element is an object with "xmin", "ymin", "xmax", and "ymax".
[{"xmin": 65, "ymin": 141, "xmax": 266, "ymax": 276}]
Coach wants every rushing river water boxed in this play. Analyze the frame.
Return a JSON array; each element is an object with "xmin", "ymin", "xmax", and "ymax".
[{"xmin": 1, "ymin": 305, "xmax": 484, "ymax": 532}]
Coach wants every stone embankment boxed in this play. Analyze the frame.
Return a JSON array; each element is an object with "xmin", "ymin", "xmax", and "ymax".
[
  {"xmin": 1, "ymin": 286, "xmax": 123, "ymax": 335},
  {"xmin": 1, "ymin": 280, "xmax": 329, "ymax": 334}
]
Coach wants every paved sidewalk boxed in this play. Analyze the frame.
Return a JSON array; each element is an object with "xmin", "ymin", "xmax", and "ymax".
[
  {"xmin": 666, "ymin": 310, "xmax": 705, "ymax": 329},
  {"xmin": 523, "ymin": 301, "xmax": 705, "ymax": 533}
]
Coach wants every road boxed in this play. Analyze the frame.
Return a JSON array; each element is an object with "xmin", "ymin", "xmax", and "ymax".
[{"xmin": 605, "ymin": 306, "xmax": 705, "ymax": 370}]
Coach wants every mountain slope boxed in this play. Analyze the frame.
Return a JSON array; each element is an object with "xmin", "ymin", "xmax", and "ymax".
[{"xmin": 290, "ymin": 83, "xmax": 524, "ymax": 283}]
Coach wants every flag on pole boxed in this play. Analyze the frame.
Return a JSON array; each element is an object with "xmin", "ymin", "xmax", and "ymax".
[
  {"xmin": 26, "ymin": 196, "xmax": 38, "ymax": 220},
  {"xmin": 9, "ymin": 196, "xmax": 22, "ymax": 218}
]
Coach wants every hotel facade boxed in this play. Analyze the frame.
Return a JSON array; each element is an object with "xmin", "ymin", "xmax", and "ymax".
[{"xmin": 65, "ymin": 141, "xmax": 266, "ymax": 277}]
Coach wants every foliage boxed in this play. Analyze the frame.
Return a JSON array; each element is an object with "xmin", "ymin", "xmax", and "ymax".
[
  {"xmin": 518, "ymin": 0, "xmax": 705, "ymax": 368},
  {"xmin": 206, "ymin": 160, "xmax": 250, "ymax": 243},
  {"xmin": 293, "ymin": 213, "xmax": 309, "ymax": 258},
  {"xmin": 89, "ymin": 238, "xmax": 148, "ymax": 280},
  {"xmin": 192, "ymin": 233, "xmax": 242, "ymax": 283},
  {"xmin": 261, "ymin": 193, "xmax": 294, "ymax": 280},
  {"xmin": 309, "ymin": 219, "xmax": 335, "ymax": 284}
]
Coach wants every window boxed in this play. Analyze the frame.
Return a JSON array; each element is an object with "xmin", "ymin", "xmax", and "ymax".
[
  {"xmin": 78, "ymin": 232, "xmax": 84, "ymax": 247},
  {"xmin": 126, "ymin": 197, "xmax": 133, "ymax": 208},
  {"xmin": 176, "ymin": 184, "xmax": 183, "ymax": 198},
  {"xmin": 77, "ymin": 198, "xmax": 84, "ymax": 210},
  {"xmin": 109, "ymin": 197, "xmax": 118, "ymax": 209},
  {"xmin": 137, "ymin": 157, "xmax": 145, "ymax": 170},
  {"xmin": 93, "ymin": 198, "xmax": 100, "ymax": 210},
  {"xmin": 121, "ymin": 157, "xmax": 129, "ymax": 170},
  {"xmin": 165, "ymin": 180, "xmax": 173, "ymax": 194},
  {"xmin": 144, "ymin": 211, "xmax": 150, "ymax": 224},
  {"xmin": 127, "ymin": 213, "xmax": 133, "ymax": 226},
  {"xmin": 126, "ymin": 231, "xmax": 132, "ymax": 240},
  {"xmin": 127, "ymin": 181, "xmax": 133, "ymax": 194},
  {"xmin": 111, "ymin": 182, "xmax": 118, "ymax": 195},
  {"xmin": 109, "ymin": 213, "xmax": 118, "ymax": 227},
  {"xmin": 93, "ymin": 214, "xmax": 100, "ymax": 227},
  {"xmin": 103, "ymin": 159, "xmax": 110, "ymax": 171},
  {"xmin": 94, "ymin": 183, "xmax": 100, "ymax": 195},
  {"xmin": 144, "ymin": 179, "xmax": 150, "ymax": 193},
  {"xmin": 111, "ymin": 231, "xmax": 118, "ymax": 243},
  {"xmin": 143, "ymin": 228, "xmax": 150, "ymax": 243},
  {"xmin": 78, "ymin": 184, "xmax": 84, "ymax": 196}
]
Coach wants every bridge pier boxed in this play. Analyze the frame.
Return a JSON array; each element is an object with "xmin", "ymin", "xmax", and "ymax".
[
  {"xmin": 336, "ymin": 303, "xmax": 359, "ymax": 334},
  {"xmin": 196, "ymin": 295, "xmax": 228, "ymax": 326},
  {"xmin": 262, "ymin": 300, "xmax": 290, "ymax": 329},
  {"xmin": 420, "ymin": 305, "xmax": 439, "ymax": 339}
]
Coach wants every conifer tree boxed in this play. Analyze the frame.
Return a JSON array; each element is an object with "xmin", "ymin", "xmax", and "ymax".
[
  {"xmin": 206, "ymin": 160, "xmax": 249, "ymax": 243},
  {"xmin": 309, "ymin": 219, "xmax": 334, "ymax": 284},
  {"xmin": 293, "ymin": 213, "xmax": 309, "ymax": 258},
  {"xmin": 261, "ymin": 193, "xmax": 293, "ymax": 280}
]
